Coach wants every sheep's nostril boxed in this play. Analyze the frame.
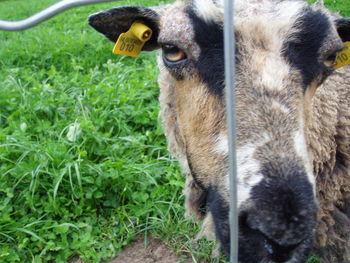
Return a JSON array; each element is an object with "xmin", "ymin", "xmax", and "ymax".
[
  {"xmin": 263, "ymin": 237, "xmax": 299, "ymax": 263},
  {"xmin": 264, "ymin": 239, "xmax": 274, "ymax": 255}
]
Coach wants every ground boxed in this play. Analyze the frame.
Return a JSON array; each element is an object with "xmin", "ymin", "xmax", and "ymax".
[
  {"xmin": 110, "ymin": 235, "xmax": 187, "ymax": 263},
  {"xmin": 69, "ymin": 235, "xmax": 192, "ymax": 263}
]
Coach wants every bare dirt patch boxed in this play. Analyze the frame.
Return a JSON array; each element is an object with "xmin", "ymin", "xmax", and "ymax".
[{"xmin": 110, "ymin": 235, "xmax": 190, "ymax": 263}]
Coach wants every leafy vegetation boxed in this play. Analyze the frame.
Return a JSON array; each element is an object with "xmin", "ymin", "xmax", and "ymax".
[{"xmin": 0, "ymin": 0, "xmax": 348, "ymax": 262}]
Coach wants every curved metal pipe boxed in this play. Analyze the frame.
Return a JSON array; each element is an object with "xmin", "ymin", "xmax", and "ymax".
[{"xmin": 0, "ymin": 0, "xmax": 120, "ymax": 31}]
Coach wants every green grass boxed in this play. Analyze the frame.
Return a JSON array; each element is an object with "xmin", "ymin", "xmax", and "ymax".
[
  {"xmin": 0, "ymin": 0, "xmax": 349, "ymax": 262},
  {"xmin": 318, "ymin": 0, "xmax": 350, "ymax": 16}
]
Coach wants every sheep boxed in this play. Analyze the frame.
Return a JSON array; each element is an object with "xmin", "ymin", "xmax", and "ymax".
[{"xmin": 88, "ymin": 0, "xmax": 350, "ymax": 262}]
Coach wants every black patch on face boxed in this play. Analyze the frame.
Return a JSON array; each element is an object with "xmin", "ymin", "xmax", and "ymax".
[
  {"xmin": 238, "ymin": 212, "xmax": 314, "ymax": 263},
  {"xmin": 207, "ymin": 173, "xmax": 315, "ymax": 262},
  {"xmin": 237, "ymin": 164, "xmax": 316, "ymax": 262},
  {"xmin": 249, "ymin": 163, "xmax": 317, "ymax": 245},
  {"xmin": 282, "ymin": 7, "xmax": 331, "ymax": 88},
  {"xmin": 239, "ymin": 212, "xmax": 300, "ymax": 263},
  {"xmin": 207, "ymin": 186, "xmax": 230, "ymax": 256},
  {"xmin": 186, "ymin": 5, "xmax": 225, "ymax": 97}
]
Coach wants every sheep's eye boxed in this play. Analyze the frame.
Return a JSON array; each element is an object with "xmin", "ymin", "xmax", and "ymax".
[
  {"xmin": 324, "ymin": 53, "xmax": 338, "ymax": 68},
  {"xmin": 162, "ymin": 44, "xmax": 187, "ymax": 63}
]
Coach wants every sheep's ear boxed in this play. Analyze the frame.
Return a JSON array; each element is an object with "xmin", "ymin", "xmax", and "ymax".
[
  {"xmin": 335, "ymin": 18, "xmax": 350, "ymax": 42},
  {"xmin": 88, "ymin": 6, "xmax": 168, "ymax": 51}
]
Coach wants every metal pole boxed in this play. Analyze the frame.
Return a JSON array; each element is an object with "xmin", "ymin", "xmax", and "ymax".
[
  {"xmin": 224, "ymin": 0, "xmax": 238, "ymax": 262},
  {"xmin": 0, "ymin": 0, "xmax": 121, "ymax": 31}
]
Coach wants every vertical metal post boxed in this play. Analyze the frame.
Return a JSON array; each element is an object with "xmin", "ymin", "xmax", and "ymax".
[{"xmin": 224, "ymin": 0, "xmax": 238, "ymax": 262}]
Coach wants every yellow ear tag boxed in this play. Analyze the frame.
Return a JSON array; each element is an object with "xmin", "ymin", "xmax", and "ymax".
[
  {"xmin": 334, "ymin": 42, "xmax": 350, "ymax": 70},
  {"xmin": 112, "ymin": 21, "xmax": 152, "ymax": 57}
]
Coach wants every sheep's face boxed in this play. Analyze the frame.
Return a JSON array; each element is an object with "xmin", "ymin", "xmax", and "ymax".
[{"xmin": 88, "ymin": 0, "xmax": 350, "ymax": 262}]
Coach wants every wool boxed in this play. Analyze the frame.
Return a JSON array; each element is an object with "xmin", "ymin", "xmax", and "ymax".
[{"xmin": 307, "ymin": 66, "xmax": 350, "ymax": 262}]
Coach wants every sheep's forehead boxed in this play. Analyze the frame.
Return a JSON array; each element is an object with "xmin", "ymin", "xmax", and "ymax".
[
  {"xmin": 159, "ymin": 0, "xmax": 335, "ymax": 51},
  {"xmin": 160, "ymin": 0, "xmax": 307, "ymax": 33},
  {"xmin": 193, "ymin": 0, "xmax": 312, "ymax": 25}
]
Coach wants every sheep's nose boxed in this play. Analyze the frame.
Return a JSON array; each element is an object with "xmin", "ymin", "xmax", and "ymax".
[
  {"xmin": 246, "ymin": 172, "xmax": 318, "ymax": 250},
  {"xmin": 262, "ymin": 236, "xmax": 300, "ymax": 263}
]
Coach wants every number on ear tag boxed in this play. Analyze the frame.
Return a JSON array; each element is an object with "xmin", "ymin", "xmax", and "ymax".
[
  {"xmin": 112, "ymin": 21, "xmax": 152, "ymax": 57},
  {"xmin": 334, "ymin": 42, "xmax": 350, "ymax": 70}
]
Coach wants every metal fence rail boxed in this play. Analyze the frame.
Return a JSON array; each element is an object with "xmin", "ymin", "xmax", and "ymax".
[
  {"xmin": 0, "ymin": 0, "xmax": 121, "ymax": 31},
  {"xmin": 0, "ymin": 0, "xmax": 239, "ymax": 262}
]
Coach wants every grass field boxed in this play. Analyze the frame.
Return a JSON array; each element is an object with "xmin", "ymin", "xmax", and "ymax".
[{"xmin": 0, "ymin": 0, "xmax": 349, "ymax": 262}]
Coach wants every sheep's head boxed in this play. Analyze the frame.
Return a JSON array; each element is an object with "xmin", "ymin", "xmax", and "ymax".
[{"xmin": 88, "ymin": 0, "xmax": 350, "ymax": 262}]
